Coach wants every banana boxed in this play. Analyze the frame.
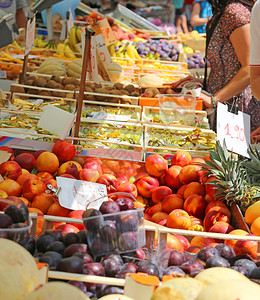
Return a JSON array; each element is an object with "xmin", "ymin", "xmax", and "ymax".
[
  {"xmin": 57, "ymin": 43, "xmax": 66, "ymax": 52},
  {"xmin": 125, "ymin": 53, "xmax": 135, "ymax": 65},
  {"xmin": 75, "ymin": 26, "xmax": 81, "ymax": 43},
  {"xmin": 69, "ymin": 27, "xmax": 79, "ymax": 53},
  {"xmin": 64, "ymin": 44, "xmax": 77, "ymax": 58},
  {"xmin": 109, "ymin": 45, "xmax": 116, "ymax": 57}
]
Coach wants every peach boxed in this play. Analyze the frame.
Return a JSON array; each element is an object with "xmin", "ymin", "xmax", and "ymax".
[
  {"xmin": 0, "ymin": 188, "xmax": 8, "ymax": 198},
  {"xmin": 162, "ymin": 194, "xmax": 184, "ymax": 213},
  {"xmin": 117, "ymin": 174, "xmax": 129, "ymax": 185},
  {"xmin": 245, "ymin": 200, "xmax": 260, "ymax": 226},
  {"xmin": 36, "ymin": 172, "xmax": 53, "ymax": 181},
  {"xmin": 205, "ymin": 177, "xmax": 217, "ymax": 199},
  {"xmin": 117, "ymin": 182, "xmax": 138, "ymax": 198},
  {"xmin": 52, "ymin": 140, "xmax": 76, "ymax": 163},
  {"xmin": 177, "ymin": 184, "xmax": 187, "ymax": 198},
  {"xmin": 17, "ymin": 173, "xmax": 38, "ymax": 187},
  {"xmin": 135, "ymin": 175, "xmax": 159, "ymax": 198},
  {"xmin": 250, "ymin": 216, "xmax": 260, "ymax": 235},
  {"xmin": 0, "ymin": 146, "xmax": 15, "ymax": 160},
  {"xmin": 19, "ymin": 196, "xmax": 31, "ymax": 207},
  {"xmin": 0, "ymin": 179, "xmax": 21, "ymax": 196},
  {"xmin": 190, "ymin": 236, "xmax": 216, "ymax": 249},
  {"xmin": 152, "ymin": 186, "xmax": 172, "ymax": 204},
  {"xmin": 21, "ymin": 169, "xmax": 29, "ymax": 175},
  {"xmin": 121, "ymin": 164, "xmax": 137, "ymax": 178},
  {"xmin": 14, "ymin": 153, "xmax": 36, "ymax": 172},
  {"xmin": 209, "ymin": 221, "xmax": 234, "ymax": 234},
  {"xmin": 175, "ymin": 235, "xmax": 190, "ymax": 250},
  {"xmin": 158, "ymin": 173, "xmax": 166, "ymax": 186},
  {"xmin": 183, "ymin": 182, "xmax": 205, "ymax": 199},
  {"xmin": 59, "ymin": 174, "xmax": 75, "ymax": 179},
  {"xmin": 101, "ymin": 166, "xmax": 115, "ymax": 176},
  {"xmin": 203, "ymin": 210, "xmax": 230, "ymax": 232},
  {"xmin": 36, "ymin": 152, "xmax": 59, "ymax": 174},
  {"xmin": 147, "ymin": 202, "xmax": 163, "ymax": 216},
  {"xmin": 189, "ymin": 157, "xmax": 206, "ymax": 165},
  {"xmin": 144, "ymin": 213, "xmax": 152, "ymax": 221},
  {"xmin": 167, "ymin": 234, "xmax": 184, "ymax": 252},
  {"xmin": 166, "ymin": 209, "xmax": 191, "ymax": 229},
  {"xmin": 183, "ymin": 194, "xmax": 206, "ymax": 218},
  {"xmin": 151, "ymin": 211, "xmax": 169, "ymax": 223},
  {"xmin": 179, "ymin": 165, "xmax": 201, "ymax": 184},
  {"xmin": 67, "ymin": 210, "xmax": 85, "ymax": 230},
  {"xmin": 71, "ymin": 156, "xmax": 84, "ymax": 167},
  {"xmin": 224, "ymin": 229, "xmax": 248, "ymax": 248},
  {"xmin": 83, "ymin": 160, "xmax": 102, "ymax": 175},
  {"xmin": 28, "ymin": 208, "xmax": 44, "ymax": 236},
  {"xmin": 104, "ymin": 160, "xmax": 122, "ymax": 174},
  {"xmin": 57, "ymin": 161, "xmax": 79, "ymax": 178},
  {"xmin": 145, "ymin": 154, "xmax": 168, "ymax": 177},
  {"xmin": 234, "ymin": 234, "xmax": 258, "ymax": 260},
  {"xmin": 190, "ymin": 216, "xmax": 203, "ymax": 226},
  {"xmin": 205, "ymin": 201, "xmax": 231, "ymax": 218},
  {"xmin": 55, "ymin": 223, "xmax": 79, "ymax": 235},
  {"xmin": 0, "ymin": 161, "xmax": 22, "ymax": 180},
  {"xmin": 165, "ymin": 165, "xmax": 182, "ymax": 190},
  {"xmin": 186, "ymin": 246, "xmax": 200, "ymax": 253},
  {"xmin": 28, "ymin": 207, "xmax": 44, "ymax": 214},
  {"xmin": 43, "ymin": 179, "xmax": 57, "ymax": 188},
  {"xmin": 205, "ymin": 194, "xmax": 214, "ymax": 203},
  {"xmin": 67, "ymin": 161, "xmax": 82, "ymax": 172},
  {"xmin": 33, "ymin": 150, "xmax": 46, "ymax": 160},
  {"xmin": 157, "ymin": 219, "xmax": 167, "ymax": 226},
  {"xmin": 136, "ymin": 195, "xmax": 149, "ymax": 208},
  {"xmin": 96, "ymin": 174, "xmax": 118, "ymax": 194},
  {"xmin": 47, "ymin": 202, "xmax": 71, "ymax": 217},
  {"xmin": 22, "ymin": 179, "xmax": 46, "ymax": 201},
  {"xmin": 171, "ymin": 150, "xmax": 192, "ymax": 167},
  {"xmin": 31, "ymin": 192, "xmax": 55, "ymax": 214},
  {"xmin": 79, "ymin": 168, "xmax": 99, "ymax": 182}
]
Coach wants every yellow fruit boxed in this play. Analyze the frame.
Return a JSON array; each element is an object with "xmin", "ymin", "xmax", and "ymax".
[
  {"xmin": 250, "ymin": 216, "xmax": 260, "ymax": 235},
  {"xmin": 245, "ymin": 200, "xmax": 260, "ymax": 225}
]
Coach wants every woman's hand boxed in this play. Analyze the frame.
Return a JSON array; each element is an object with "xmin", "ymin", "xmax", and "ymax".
[
  {"xmin": 171, "ymin": 75, "xmax": 202, "ymax": 89},
  {"xmin": 200, "ymin": 92, "xmax": 216, "ymax": 108},
  {"xmin": 251, "ymin": 127, "xmax": 260, "ymax": 144}
]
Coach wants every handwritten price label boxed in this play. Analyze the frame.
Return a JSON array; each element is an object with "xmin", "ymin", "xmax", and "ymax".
[
  {"xmin": 95, "ymin": 34, "xmax": 112, "ymax": 66},
  {"xmin": 98, "ymin": 18, "xmax": 117, "ymax": 46},
  {"xmin": 25, "ymin": 16, "xmax": 36, "ymax": 55},
  {"xmin": 86, "ymin": 36, "xmax": 99, "ymax": 82},
  {"xmin": 217, "ymin": 102, "xmax": 250, "ymax": 157},
  {"xmin": 67, "ymin": 8, "xmax": 74, "ymax": 36}
]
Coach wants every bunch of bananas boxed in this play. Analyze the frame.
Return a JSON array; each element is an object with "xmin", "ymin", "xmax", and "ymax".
[
  {"xmin": 34, "ymin": 37, "xmax": 48, "ymax": 48},
  {"xmin": 108, "ymin": 42, "xmax": 142, "ymax": 66},
  {"xmin": 68, "ymin": 26, "xmax": 81, "ymax": 53}
]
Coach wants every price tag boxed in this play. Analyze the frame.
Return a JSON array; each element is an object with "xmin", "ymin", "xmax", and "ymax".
[
  {"xmin": 217, "ymin": 102, "xmax": 250, "ymax": 157},
  {"xmin": 86, "ymin": 36, "xmax": 99, "ymax": 82},
  {"xmin": 98, "ymin": 18, "xmax": 117, "ymax": 46},
  {"xmin": 0, "ymin": 70, "xmax": 7, "ymax": 79},
  {"xmin": 25, "ymin": 16, "xmax": 36, "ymax": 56},
  {"xmin": 95, "ymin": 34, "xmax": 112, "ymax": 66},
  {"xmin": 67, "ymin": 8, "xmax": 74, "ymax": 36},
  {"xmin": 57, "ymin": 177, "xmax": 108, "ymax": 210}
]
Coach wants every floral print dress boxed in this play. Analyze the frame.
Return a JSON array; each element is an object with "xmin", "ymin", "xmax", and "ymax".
[{"xmin": 206, "ymin": 2, "xmax": 260, "ymax": 132}]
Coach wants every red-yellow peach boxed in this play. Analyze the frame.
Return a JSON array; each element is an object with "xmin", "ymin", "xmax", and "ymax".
[
  {"xmin": 166, "ymin": 234, "xmax": 184, "ymax": 252},
  {"xmin": 36, "ymin": 152, "xmax": 59, "ymax": 174},
  {"xmin": 147, "ymin": 202, "xmax": 163, "ymax": 216},
  {"xmin": 190, "ymin": 236, "xmax": 216, "ymax": 249},
  {"xmin": 204, "ymin": 210, "xmax": 230, "ymax": 232},
  {"xmin": 234, "ymin": 234, "xmax": 258, "ymax": 260},
  {"xmin": 0, "ymin": 179, "xmax": 21, "ymax": 196},
  {"xmin": 52, "ymin": 140, "xmax": 76, "ymax": 163},
  {"xmin": 145, "ymin": 154, "xmax": 168, "ymax": 177},
  {"xmin": 47, "ymin": 202, "xmax": 71, "ymax": 217},
  {"xmin": 79, "ymin": 168, "xmax": 99, "ymax": 182},
  {"xmin": 179, "ymin": 165, "xmax": 201, "ymax": 184},
  {"xmin": 17, "ymin": 173, "xmax": 38, "ymax": 187},
  {"xmin": 190, "ymin": 216, "xmax": 203, "ymax": 226},
  {"xmin": 166, "ymin": 209, "xmax": 191, "ymax": 229},
  {"xmin": 186, "ymin": 246, "xmax": 201, "ymax": 253},
  {"xmin": 189, "ymin": 157, "xmax": 206, "ymax": 165},
  {"xmin": 224, "ymin": 229, "xmax": 248, "ymax": 248},
  {"xmin": 183, "ymin": 194, "xmax": 206, "ymax": 218},
  {"xmin": 162, "ymin": 194, "xmax": 184, "ymax": 213},
  {"xmin": 209, "ymin": 221, "xmax": 234, "ymax": 234},
  {"xmin": 31, "ymin": 192, "xmax": 55, "ymax": 214},
  {"xmin": 67, "ymin": 210, "xmax": 85, "ymax": 230},
  {"xmin": 171, "ymin": 150, "xmax": 192, "ymax": 167},
  {"xmin": 117, "ymin": 182, "xmax": 138, "ymax": 198},
  {"xmin": 96, "ymin": 174, "xmax": 118, "ymax": 194},
  {"xmin": 152, "ymin": 186, "xmax": 172, "ymax": 204},
  {"xmin": 55, "ymin": 223, "xmax": 79, "ymax": 235},
  {"xmin": 183, "ymin": 182, "xmax": 205, "ymax": 199},
  {"xmin": 205, "ymin": 201, "xmax": 231, "ymax": 218},
  {"xmin": 177, "ymin": 184, "xmax": 187, "ymax": 198},
  {"xmin": 135, "ymin": 175, "xmax": 159, "ymax": 198},
  {"xmin": 0, "ymin": 188, "xmax": 8, "ymax": 198},
  {"xmin": 165, "ymin": 165, "xmax": 182, "ymax": 190},
  {"xmin": 43, "ymin": 178, "xmax": 57, "ymax": 188},
  {"xmin": 22, "ymin": 179, "xmax": 46, "ymax": 201},
  {"xmin": 0, "ymin": 161, "xmax": 22, "ymax": 180},
  {"xmin": 175, "ymin": 235, "xmax": 190, "ymax": 250},
  {"xmin": 151, "ymin": 211, "xmax": 169, "ymax": 223},
  {"xmin": 14, "ymin": 153, "xmax": 36, "ymax": 172},
  {"xmin": 57, "ymin": 161, "xmax": 79, "ymax": 178},
  {"xmin": 83, "ymin": 158, "xmax": 102, "ymax": 175},
  {"xmin": 36, "ymin": 172, "xmax": 53, "ymax": 181}
]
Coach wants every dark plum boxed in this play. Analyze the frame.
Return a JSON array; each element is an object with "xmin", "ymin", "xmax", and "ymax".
[
  {"xmin": 228, "ymin": 254, "xmax": 253, "ymax": 266},
  {"xmin": 138, "ymin": 262, "xmax": 159, "ymax": 277},
  {"xmin": 46, "ymin": 241, "xmax": 66, "ymax": 255},
  {"xmin": 42, "ymin": 251, "xmax": 62, "ymax": 268},
  {"xmin": 102, "ymin": 257, "xmax": 122, "ymax": 277},
  {"xmin": 39, "ymin": 255, "xmax": 54, "ymax": 267},
  {"xmin": 83, "ymin": 209, "xmax": 103, "ymax": 232},
  {"xmin": 4, "ymin": 204, "xmax": 26, "ymax": 223},
  {"xmin": 46, "ymin": 230, "xmax": 63, "ymax": 242},
  {"xmin": 63, "ymin": 243, "xmax": 87, "ymax": 258},
  {"xmin": 197, "ymin": 246, "xmax": 220, "ymax": 262},
  {"xmin": 82, "ymin": 270, "xmax": 97, "ymax": 294},
  {"xmin": 77, "ymin": 230, "xmax": 87, "ymax": 244},
  {"xmin": 56, "ymin": 256, "xmax": 84, "ymax": 273},
  {"xmin": 63, "ymin": 233, "xmax": 80, "ymax": 246},
  {"xmin": 118, "ymin": 232, "xmax": 139, "ymax": 251},
  {"xmin": 83, "ymin": 262, "xmax": 105, "ymax": 276},
  {"xmin": 20, "ymin": 235, "xmax": 35, "ymax": 255},
  {"xmin": 103, "ymin": 254, "xmax": 123, "ymax": 266},
  {"xmin": 120, "ymin": 262, "xmax": 138, "ymax": 273},
  {"xmin": 36, "ymin": 233, "xmax": 57, "ymax": 253},
  {"xmin": 115, "ymin": 198, "xmax": 135, "ymax": 211},
  {"xmin": 234, "ymin": 259, "xmax": 257, "ymax": 277},
  {"xmin": 117, "ymin": 214, "xmax": 138, "ymax": 233},
  {"xmin": 88, "ymin": 235, "xmax": 116, "ymax": 255},
  {"xmin": 99, "ymin": 201, "xmax": 120, "ymax": 215},
  {"xmin": 73, "ymin": 252, "xmax": 93, "ymax": 265},
  {"xmin": 99, "ymin": 220, "xmax": 117, "ymax": 240},
  {"xmin": 168, "ymin": 250, "xmax": 186, "ymax": 266},
  {"xmin": 121, "ymin": 248, "xmax": 146, "ymax": 263},
  {"xmin": 215, "ymin": 244, "xmax": 236, "ymax": 259},
  {"xmin": 96, "ymin": 284, "xmax": 108, "ymax": 298},
  {"xmin": 163, "ymin": 266, "xmax": 186, "ymax": 277},
  {"xmin": 68, "ymin": 281, "xmax": 88, "ymax": 295},
  {"xmin": 250, "ymin": 267, "xmax": 260, "ymax": 279},
  {"xmin": 231, "ymin": 266, "xmax": 248, "ymax": 276},
  {"xmin": 102, "ymin": 286, "xmax": 124, "ymax": 296},
  {"xmin": 206, "ymin": 256, "xmax": 230, "ymax": 268},
  {"xmin": 189, "ymin": 269, "xmax": 203, "ymax": 277},
  {"xmin": 180, "ymin": 259, "xmax": 204, "ymax": 274},
  {"xmin": 0, "ymin": 214, "xmax": 13, "ymax": 228}
]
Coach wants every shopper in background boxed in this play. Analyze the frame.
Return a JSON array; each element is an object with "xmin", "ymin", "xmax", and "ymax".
[
  {"xmin": 0, "ymin": 0, "xmax": 27, "ymax": 28},
  {"xmin": 167, "ymin": 0, "xmax": 189, "ymax": 33},
  {"xmin": 250, "ymin": 0, "xmax": 260, "ymax": 143},
  {"xmin": 172, "ymin": 0, "xmax": 260, "ymax": 133},
  {"xmin": 191, "ymin": 0, "xmax": 212, "ymax": 33},
  {"xmin": 184, "ymin": 0, "xmax": 195, "ymax": 30}
]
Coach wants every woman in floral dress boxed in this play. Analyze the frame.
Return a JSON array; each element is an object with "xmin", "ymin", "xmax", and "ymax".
[{"xmin": 173, "ymin": 0, "xmax": 260, "ymax": 132}]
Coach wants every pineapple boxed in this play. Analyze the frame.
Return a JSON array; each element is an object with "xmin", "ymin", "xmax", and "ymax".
[{"xmin": 202, "ymin": 140, "xmax": 260, "ymax": 212}]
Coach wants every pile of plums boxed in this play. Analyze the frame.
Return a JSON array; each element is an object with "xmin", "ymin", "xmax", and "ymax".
[
  {"xmin": 187, "ymin": 54, "xmax": 205, "ymax": 69},
  {"xmin": 83, "ymin": 198, "xmax": 144, "ymax": 257}
]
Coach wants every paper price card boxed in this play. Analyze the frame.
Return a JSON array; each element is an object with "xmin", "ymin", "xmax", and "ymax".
[
  {"xmin": 217, "ymin": 102, "xmax": 250, "ymax": 158},
  {"xmin": 67, "ymin": 8, "xmax": 74, "ymax": 35},
  {"xmin": 95, "ymin": 34, "xmax": 112, "ymax": 66},
  {"xmin": 25, "ymin": 16, "xmax": 36, "ymax": 56},
  {"xmin": 57, "ymin": 177, "xmax": 108, "ymax": 210},
  {"xmin": 86, "ymin": 36, "xmax": 100, "ymax": 83},
  {"xmin": 98, "ymin": 18, "xmax": 117, "ymax": 46}
]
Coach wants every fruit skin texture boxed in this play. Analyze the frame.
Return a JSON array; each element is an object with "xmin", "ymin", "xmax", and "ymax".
[
  {"xmin": 203, "ymin": 210, "xmax": 230, "ymax": 232},
  {"xmin": 0, "ymin": 179, "xmax": 22, "ymax": 196},
  {"xmin": 183, "ymin": 194, "xmax": 206, "ymax": 219},
  {"xmin": 171, "ymin": 150, "xmax": 192, "ymax": 167},
  {"xmin": 117, "ymin": 182, "xmax": 138, "ymax": 199},
  {"xmin": 224, "ymin": 229, "xmax": 248, "ymax": 249},
  {"xmin": 47, "ymin": 202, "xmax": 71, "ymax": 217},
  {"xmin": 31, "ymin": 193, "xmax": 55, "ymax": 214},
  {"xmin": 145, "ymin": 154, "xmax": 168, "ymax": 177},
  {"xmin": 0, "ymin": 161, "xmax": 22, "ymax": 180},
  {"xmin": 162, "ymin": 194, "xmax": 184, "ymax": 213},
  {"xmin": 233, "ymin": 234, "xmax": 258, "ymax": 260},
  {"xmin": 183, "ymin": 182, "xmax": 205, "ymax": 199},
  {"xmin": 78, "ymin": 168, "xmax": 99, "ymax": 182},
  {"xmin": 152, "ymin": 186, "xmax": 172, "ymax": 204},
  {"xmin": 52, "ymin": 140, "xmax": 76, "ymax": 163},
  {"xmin": 165, "ymin": 165, "xmax": 182, "ymax": 190},
  {"xmin": 17, "ymin": 173, "xmax": 38, "ymax": 187},
  {"xmin": 205, "ymin": 201, "xmax": 230, "ymax": 217},
  {"xmin": 209, "ymin": 221, "xmax": 234, "ymax": 234},
  {"xmin": 250, "ymin": 216, "xmax": 260, "ymax": 235},
  {"xmin": 96, "ymin": 174, "xmax": 118, "ymax": 194},
  {"xmin": 14, "ymin": 153, "xmax": 36, "ymax": 172},
  {"xmin": 179, "ymin": 165, "xmax": 201, "ymax": 184},
  {"xmin": 135, "ymin": 175, "xmax": 159, "ymax": 198},
  {"xmin": 166, "ymin": 209, "xmax": 191, "ymax": 229},
  {"xmin": 36, "ymin": 152, "xmax": 59, "ymax": 174},
  {"xmin": 245, "ymin": 200, "xmax": 260, "ymax": 226},
  {"xmin": 22, "ymin": 179, "xmax": 46, "ymax": 202}
]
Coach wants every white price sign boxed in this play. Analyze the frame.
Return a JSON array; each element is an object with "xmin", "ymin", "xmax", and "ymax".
[
  {"xmin": 25, "ymin": 16, "xmax": 36, "ymax": 56},
  {"xmin": 67, "ymin": 8, "xmax": 74, "ymax": 35},
  {"xmin": 87, "ymin": 36, "xmax": 99, "ymax": 83},
  {"xmin": 217, "ymin": 102, "xmax": 250, "ymax": 157},
  {"xmin": 95, "ymin": 34, "xmax": 112, "ymax": 66},
  {"xmin": 57, "ymin": 177, "xmax": 108, "ymax": 210}
]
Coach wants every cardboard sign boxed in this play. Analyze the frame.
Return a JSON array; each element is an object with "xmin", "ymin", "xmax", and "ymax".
[
  {"xmin": 67, "ymin": 8, "xmax": 74, "ymax": 35},
  {"xmin": 96, "ymin": 19, "xmax": 117, "ymax": 46},
  {"xmin": 95, "ymin": 34, "xmax": 113, "ymax": 66},
  {"xmin": 217, "ymin": 102, "xmax": 250, "ymax": 158},
  {"xmin": 37, "ymin": 105, "xmax": 75, "ymax": 139},
  {"xmin": 25, "ymin": 16, "xmax": 36, "ymax": 56},
  {"xmin": 57, "ymin": 177, "xmax": 108, "ymax": 210}
]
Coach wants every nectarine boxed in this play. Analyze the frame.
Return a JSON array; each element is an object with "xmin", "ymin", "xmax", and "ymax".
[
  {"xmin": 36, "ymin": 152, "xmax": 59, "ymax": 174},
  {"xmin": 165, "ymin": 165, "xmax": 182, "ymax": 190},
  {"xmin": 31, "ymin": 193, "xmax": 55, "ymax": 214},
  {"xmin": 22, "ymin": 179, "xmax": 46, "ymax": 201},
  {"xmin": 152, "ymin": 186, "xmax": 172, "ymax": 204},
  {"xmin": 0, "ymin": 161, "xmax": 22, "ymax": 180},
  {"xmin": 183, "ymin": 194, "xmax": 206, "ymax": 218},
  {"xmin": 162, "ymin": 194, "xmax": 184, "ymax": 213},
  {"xmin": 145, "ymin": 154, "xmax": 168, "ymax": 177},
  {"xmin": 52, "ymin": 140, "xmax": 76, "ymax": 163},
  {"xmin": 171, "ymin": 150, "xmax": 192, "ymax": 167},
  {"xmin": 0, "ymin": 179, "xmax": 21, "ymax": 196},
  {"xmin": 183, "ymin": 182, "xmax": 205, "ymax": 199},
  {"xmin": 14, "ymin": 153, "xmax": 36, "ymax": 172},
  {"xmin": 166, "ymin": 209, "xmax": 191, "ymax": 229}
]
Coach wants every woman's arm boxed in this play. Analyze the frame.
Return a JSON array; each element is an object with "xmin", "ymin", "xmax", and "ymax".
[
  {"xmin": 190, "ymin": 2, "xmax": 209, "ymax": 27},
  {"xmin": 251, "ymin": 67, "xmax": 260, "ymax": 100}
]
